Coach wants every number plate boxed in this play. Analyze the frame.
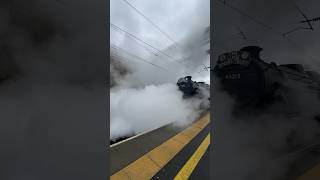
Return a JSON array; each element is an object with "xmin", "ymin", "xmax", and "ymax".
[{"xmin": 225, "ymin": 73, "xmax": 241, "ymax": 79}]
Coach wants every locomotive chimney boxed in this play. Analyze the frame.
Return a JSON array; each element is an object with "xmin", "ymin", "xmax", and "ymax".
[
  {"xmin": 185, "ymin": 76, "xmax": 192, "ymax": 80},
  {"xmin": 240, "ymin": 46, "xmax": 262, "ymax": 59}
]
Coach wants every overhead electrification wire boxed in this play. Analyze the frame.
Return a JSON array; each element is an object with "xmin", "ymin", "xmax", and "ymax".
[
  {"xmin": 282, "ymin": 0, "xmax": 314, "ymax": 36},
  {"xmin": 121, "ymin": 0, "xmax": 182, "ymax": 50},
  {"xmin": 110, "ymin": 26, "xmax": 160, "ymax": 57},
  {"xmin": 215, "ymin": 0, "xmax": 319, "ymax": 64},
  {"xmin": 292, "ymin": 0, "xmax": 313, "ymax": 30},
  {"xmin": 215, "ymin": 0, "xmax": 283, "ymax": 35},
  {"xmin": 110, "ymin": 44, "xmax": 169, "ymax": 71},
  {"xmin": 110, "ymin": 52, "xmax": 168, "ymax": 74},
  {"xmin": 110, "ymin": 23, "xmax": 179, "ymax": 62},
  {"xmin": 110, "ymin": 23, "xmax": 193, "ymax": 73},
  {"xmin": 111, "ymin": 45, "xmax": 186, "ymax": 76},
  {"xmin": 111, "ymin": 25, "xmax": 193, "ymax": 69}
]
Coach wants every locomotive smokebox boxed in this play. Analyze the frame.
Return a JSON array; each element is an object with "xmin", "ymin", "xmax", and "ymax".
[{"xmin": 240, "ymin": 46, "xmax": 262, "ymax": 59}]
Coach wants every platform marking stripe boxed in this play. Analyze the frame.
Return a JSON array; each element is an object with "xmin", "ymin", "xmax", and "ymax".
[
  {"xmin": 110, "ymin": 113, "xmax": 210, "ymax": 180},
  {"xmin": 296, "ymin": 164, "xmax": 320, "ymax": 180},
  {"xmin": 173, "ymin": 133, "xmax": 210, "ymax": 180}
]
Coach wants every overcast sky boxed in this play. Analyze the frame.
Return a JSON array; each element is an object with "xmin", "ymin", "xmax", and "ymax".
[
  {"xmin": 213, "ymin": 0, "xmax": 320, "ymax": 72},
  {"xmin": 110, "ymin": 0, "xmax": 210, "ymax": 83}
]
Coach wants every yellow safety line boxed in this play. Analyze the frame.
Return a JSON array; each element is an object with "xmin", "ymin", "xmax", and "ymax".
[
  {"xmin": 110, "ymin": 113, "xmax": 210, "ymax": 180},
  {"xmin": 174, "ymin": 133, "xmax": 210, "ymax": 180},
  {"xmin": 296, "ymin": 164, "xmax": 320, "ymax": 180}
]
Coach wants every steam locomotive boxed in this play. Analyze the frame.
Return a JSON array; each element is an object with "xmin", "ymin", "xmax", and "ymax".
[
  {"xmin": 214, "ymin": 46, "xmax": 320, "ymax": 178},
  {"xmin": 213, "ymin": 46, "xmax": 320, "ymax": 112},
  {"xmin": 176, "ymin": 76, "xmax": 210, "ymax": 99}
]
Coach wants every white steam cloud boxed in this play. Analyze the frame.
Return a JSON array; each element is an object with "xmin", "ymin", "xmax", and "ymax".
[
  {"xmin": 110, "ymin": 83, "xmax": 208, "ymax": 140},
  {"xmin": 110, "ymin": 52, "xmax": 210, "ymax": 141},
  {"xmin": 212, "ymin": 77, "xmax": 320, "ymax": 180},
  {"xmin": 110, "ymin": 0, "xmax": 210, "ymax": 141}
]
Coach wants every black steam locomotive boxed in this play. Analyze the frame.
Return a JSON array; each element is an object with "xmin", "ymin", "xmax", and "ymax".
[
  {"xmin": 213, "ymin": 46, "xmax": 320, "ymax": 110},
  {"xmin": 177, "ymin": 76, "xmax": 210, "ymax": 98}
]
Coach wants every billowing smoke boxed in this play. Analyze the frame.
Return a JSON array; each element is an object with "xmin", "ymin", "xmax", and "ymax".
[
  {"xmin": 212, "ymin": 0, "xmax": 320, "ymax": 178},
  {"xmin": 0, "ymin": 0, "xmax": 107, "ymax": 179},
  {"xmin": 110, "ymin": 47, "xmax": 210, "ymax": 141},
  {"xmin": 110, "ymin": 83, "xmax": 209, "ymax": 140},
  {"xmin": 110, "ymin": 0, "xmax": 210, "ymax": 142},
  {"xmin": 110, "ymin": 56, "xmax": 132, "ymax": 88},
  {"xmin": 212, "ymin": 73, "xmax": 320, "ymax": 180}
]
